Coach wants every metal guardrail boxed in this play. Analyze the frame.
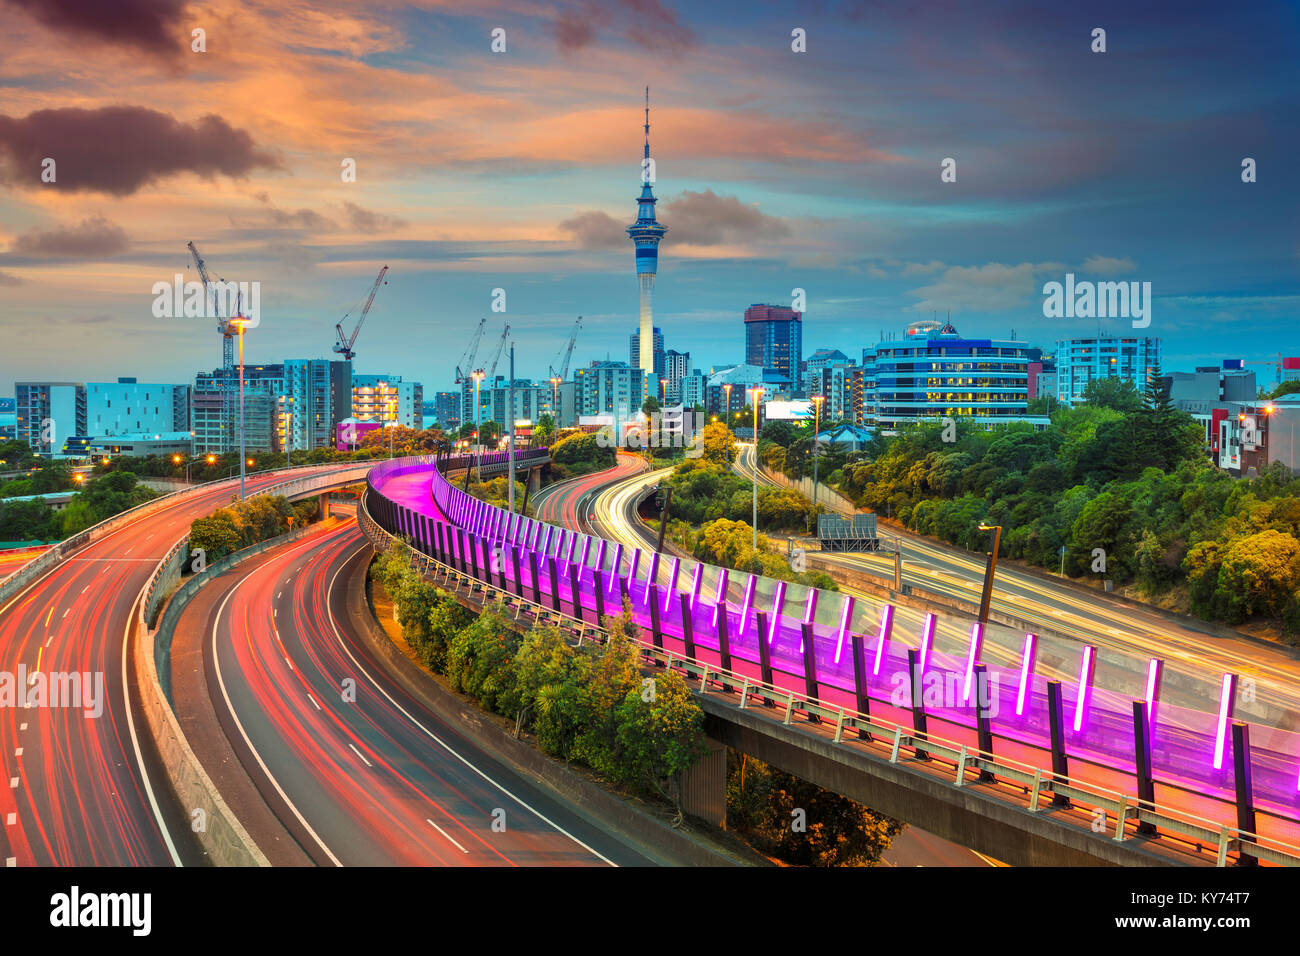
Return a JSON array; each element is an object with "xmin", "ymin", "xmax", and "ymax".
[
  {"xmin": 0, "ymin": 460, "xmax": 374, "ymax": 609},
  {"xmin": 360, "ymin": 476, "xmax": 1300, "ymax": 868}
]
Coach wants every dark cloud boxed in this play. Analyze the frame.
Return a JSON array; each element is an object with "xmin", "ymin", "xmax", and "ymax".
[
  {"xmin": 13, "ymin": 215, "xmax": 129, "ymax": 257},
  {"xmin": 553, "ymin": 0, "xmax": 693, "ymax": 54},
  {"xmin": 2, "ymin": 0, "xmax": 187, "ymax": 57},
  {"xmin": 660, "ymin": 189, "xmax": 789, "ymax": 246},
  {"xmin": 558, "ymin": 210, "xmax": 626, "ymax": 249},
  {"xmin": 0, "ymin": 107, "xmax": 280, "ymax": 196},
  {"xmin": 342, "ymin": 201, "xmax": 407, "ymax": 234}
]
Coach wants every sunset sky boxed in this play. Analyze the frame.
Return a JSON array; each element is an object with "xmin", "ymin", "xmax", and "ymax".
[{"xmin": 0, "ymin": 0, "xmax": 1297, "ymax": 395}]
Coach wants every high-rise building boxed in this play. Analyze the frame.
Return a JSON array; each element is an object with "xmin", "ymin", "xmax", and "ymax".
[
  {"xmin": 282, "ymin": 359, "xmax": 351, "ymax": 452},
  {"xmin": 663, "ymin": 349, "xmax": 690, "ymax": 403},
  {"xmin": 192, "ymin": 364, "xmax": 284, "ymax": 454},
  {"xmin": 629, "ymin": 327, "xmax": 665, "ymax": 379},
  {"xmin": 1054, "ymin": 336, "xmax": 1161, "ymax": 407},
  {"xmin": 87, "ymin": 378, "xmax": 190, "ymax": 438},
  {"xmin": 15, "ymin": 382, "xmax": 86, "ymax": 454},
  {"xmin": 744, "ymin": 304, "xmax": 803, "ymax": 383},
  {"xmin": 626, "ymin": 87, "xmax": 667, "ymax": 400},
  {"xmin": 353, "ymin": 374, "xmax": 423, "ymax": 430},
  {"xmin": 433, "ymin": 391, "xmax": 460, "ymax": 430},
  {"xmin": 867, "ymin": 320, "xmax": 1047, "ymax": 430},
  {"xmin": 574, "ymin": 361, "xmax": 640, "ymax": 419},
  {"xmin": 810, "ymin": 363, "xmax": 866, "ymax": 425}
]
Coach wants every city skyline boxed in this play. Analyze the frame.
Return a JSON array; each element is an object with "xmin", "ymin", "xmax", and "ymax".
[{"xmin": 0, "ymin": 1, "xmax": 1297, "ymax": 395}]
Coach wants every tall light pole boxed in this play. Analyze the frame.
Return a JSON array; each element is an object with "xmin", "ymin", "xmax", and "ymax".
[
  {"xmin": 750, "ymin": 386, "xmax": 764, "ymax": 549},
  {"xmin": 472, "ymin": 370, "xmax": 484, "ymax": 479},
  {"xmin": 508, "ymin": 344, "xmax": 516, "ymax": 513},
  {"xmin": 550, "ymin": 376, "xmax": 560, "ymax": 424},
  {"xmin": 810, "ymin": 394, "xmax": 824, "ymax": 507},
  {"xmin": 976, "ymin": 523, "xmax": 1002, "ymax": 624},
  {"xmin": 234, "ymin": 317, "xmax": 248, "ymax": 500}
]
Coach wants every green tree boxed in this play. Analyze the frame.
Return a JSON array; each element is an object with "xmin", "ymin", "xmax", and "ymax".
[{"xmin": 1081, "ymin": 376, "xmax": 1142, "ymax": 412}]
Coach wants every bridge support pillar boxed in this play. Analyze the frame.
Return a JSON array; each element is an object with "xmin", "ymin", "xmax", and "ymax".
[
  {"xmin": 319, "ymin": 492, "xmax": 330, "ymax": 519},
  {"xmin": 675, "ymin": 737, "xmax": 727, "ymax": 830},
  {"xmin": 528, "ymin": 466, "xmax": 542, "ymax": 495}
]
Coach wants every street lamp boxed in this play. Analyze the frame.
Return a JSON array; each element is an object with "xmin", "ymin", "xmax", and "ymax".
[
  {"xmin": 810, "ymin": 394, "xmax": 824, "ymax": 507},
  {"xmin": 230, "ymin": 315, "xmax": 250, "ymax": 501},
  {"xmin": 550, "ymin": 376, "xmax": 561, "ymax": 420},
  {"xmin": 183, "ymin": 453, "xmax": 215, "ymax": 486},
  {"xmin": 976, "ymin": 523, "xmax": 1002, "ymax": 624},
  {"xmin": 749, "ymin": 386, "xmax": 765, "ymax": 549},
  {"xmin": 472, "ymin": 370, "xmax": 485, "ymax": 479}
]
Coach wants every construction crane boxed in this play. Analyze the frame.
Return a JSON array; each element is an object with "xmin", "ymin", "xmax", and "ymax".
[
  {"xmin": 484, "ymin": 323, "xmax": 510, "ymax": 380},
  {"xmin": 454, "ymin": 318, "xmax": 488, "ymax": 384},
  {"xmin": 333, "ymin": 265, "xmax": 389, "ymax": 361},
  {"xmin": 548, "ymin": 315, "xmax": 582, "ymax": 382},
  {"xmin": 187, "ymin": 241, "xmax": 239, "ymax": 449}
]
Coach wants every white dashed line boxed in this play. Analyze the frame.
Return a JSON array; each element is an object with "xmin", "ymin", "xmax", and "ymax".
[
  {"xmin": 13, "ymin": 749, "xmax": 21, "ymax": 758},
  {"xmin": 277, "ymin": 591, "xmax": 281, "ymax": 600},
  {"xmin": 4, "ymin": 858, "xmax": 13, "ymax": 867},
  {"xmin": 426, "ymin": 818, "xmax": 469, "ymax": 853},
  {"xmin": 347, "ymin": 743, "xmax": 372, "ymax": 767},
  {"xmin": 307, "ymin": 693, "xmax": 321, "ymax": 711},
  {"xmin": 8, "ymin": 778, "xmax": 17, "ymax": 789},
  {"xmin": 5, "ymin": 813, "xmax": 13, "ymax": 826},
  {"xmin": 284, "ymin": 656, "xmax": 293, "ymax": 671},
  {"xmin": 61, "ymin": 609, "xmax": 69, "ymax": 619},
  {"xmin": 80, "ymin": 585, "xmax": 89, "ymax": 595},
  {"xmin": 18, "ymin": 724, "xmax": 25, "ymax": 732}
]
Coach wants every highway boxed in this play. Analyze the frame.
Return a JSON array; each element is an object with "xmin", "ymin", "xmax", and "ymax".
[
  {"xmin": 0, "ymin": 546, "xmax": 49, "ymax": 584},
  {"xmin": 536, "ymin": 455, "xmax": 997, "ymax": 866},
  {"xmin": 172, "ymin": 507, "xmax": 658, "ymax": 866},
  {"xmin": 731, "ymin": 443, "xmax": 1300, "ymax": 723},
  {"xmin": 0, "ymin": 466, "xmax": 350, "ymax": 866},
  {"xmin": 531, "ymin": 453, "xmax": 649, "ymax": 534}
]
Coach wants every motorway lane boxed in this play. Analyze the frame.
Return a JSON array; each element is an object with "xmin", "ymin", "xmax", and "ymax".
[
  {"xmin": 0, "ymin": 547, "xmax": 50, "ymax": 584},
  {"xmin": 732, "ymin": 444, "xmax": 1300, "ymax": 723},
  {"xmin": 532, "ymin": 453, "xmax": 648, "ymax": 533},
  {"xmin": 0, "ymin": 467, "xmax": 352, "ymax": 866},
  {"xmin": 194, "ymin": 512, "xmax": 656, "ymax": 866}
]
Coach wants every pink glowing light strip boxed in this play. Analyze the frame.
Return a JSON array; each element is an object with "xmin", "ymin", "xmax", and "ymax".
[
  {"xmin": 1015, "ymin": 633, "xmax": 1037, "ymax": 717},
  {"xmin": 594, "ymin": 538, "xmax": 607, "ymax": 580},
  {"xmin": 564, "ymin": 532, "xmax": 577, "ymax": 565},
  {"xmin": 689, "ymin": 565, "xmax": 703, "ymax": 612},
  {"xmin": 1145, "ymin": 659, "xmax": 1162, "ymax": 726},
  {"xmin": 872, "ymin": 604, "xmax": 893, "ymax": 677},
  {"xmin": 962, "ymin": 622, "xmax": 983, "ymax": 703},
  {"xmin": 833, "ymin": 596, "xmax": 855, "ymax": 665},
  {"xmin": 509, "ymin": 514, "xmax": 521, "ymax": 546},
  {"xmin": 1213, "ymin": 673, "xmax": 1236, "ymax": 770},
  {"xmin": 1073, "ymin": 645, "xmax": 1095, "ymax": 733},
  {"xmin": 919, "ymin": 613, "xmax": 935, "ymax": 672},
  {"xmin": 628, "ymin": 549, "xmax": 641, "ymax": 597},
  {"xmin": 738, "ymin": 575, "xmax": 757, "ymax": 639},
  {"xmin": 766, "ymin": 581, "xmax": 786, "ymax": 646},
  {"xmin": 663, "ymin": 558, "xmax": 680, "ymax": 614},
  {"xmin": 540, "ymin": 526, "xmax": 553, "ymax": 556},
  {"xmin": 642, "ymin": 552, "xmax": 658, "ymax": 606},
  {"xmin": 804, "ymin": 590, "xmax": 818, "ymax": 626}
]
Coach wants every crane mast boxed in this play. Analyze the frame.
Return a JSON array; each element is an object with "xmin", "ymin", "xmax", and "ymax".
[{"xmin": 334, "ymin": 265, "xmax": 389, "ymax": 362}]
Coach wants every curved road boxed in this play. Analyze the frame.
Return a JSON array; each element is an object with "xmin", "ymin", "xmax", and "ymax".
[
  {"xmin": 0, "ymin": 466, "xmax": 351, "ymax": 866},
  {"xmin": 176, "ymin": 509, "xmax": 658, "ymax": 866}
]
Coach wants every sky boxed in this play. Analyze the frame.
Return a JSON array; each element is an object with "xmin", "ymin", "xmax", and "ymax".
[{"xmin": 0, "ymin": 0, "xmax": 1297, "ymax": 397}]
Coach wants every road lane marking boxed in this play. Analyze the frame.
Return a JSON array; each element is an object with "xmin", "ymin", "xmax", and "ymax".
[
  {"xmin": 347, "ymin": 743, "xmax": 372, "ymax": 767},
  {"xmin": 14, "ymin": 748, "xmax": 22, "ymax": 757},
  {"xmin": 43, "ymin": 608, "xmax": 52, "ymax": 627},
  {"xmin": 80, "ymin": 585, "xmax": 88, "ymax": 595},
  {"xmin": 426, "ymin": 818, "xmax": 469, "ymax": 853},
  {"xmin": 61, "ymin": 608, "xmax": 68, "ymax": 619},
  {"xmin": 324, "ymin": 540, "xmax": 617, "ymax": 867},
  {"xmin": 5, "ymin": 813, "xmax": 13, "ymax": 825},
  {"xmin": 5, "ymin": 858, "xmax": 13, "ymax": 867},
  {"xmin": 307, "ymin": 693, "xmax": 321, "ymax": 710},
  {"xmin": 213, "ymin": 570, "xmax": 343, "ymax": 866},
  {"xmin": 284, "ymin": 656, "xmax": 293, "ymax": 671},
  {"xmin": 8, "ymin": 778, "xmax": 16, "ymax": 788},
  {"xmin": 18, "ymin": 724, "xmax": 25, "ymax": 731}
]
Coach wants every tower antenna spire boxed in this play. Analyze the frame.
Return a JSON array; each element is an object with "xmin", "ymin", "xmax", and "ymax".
[{"xmin": 644, "ymin": 85, "xmax": 651, "ymax": 161}]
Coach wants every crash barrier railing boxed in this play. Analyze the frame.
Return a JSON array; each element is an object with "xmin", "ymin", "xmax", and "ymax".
[
  {"xmin": 0, "ymin": 459, "xmax": 373, "ymax": 608},
  {"xmin": 362, "ymin": 453, "xmax": 1300, "ymax": 867}
]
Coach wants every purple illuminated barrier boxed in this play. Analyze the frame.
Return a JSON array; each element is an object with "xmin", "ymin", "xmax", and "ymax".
[{"xmin": 365, "ymin": 454, "xmax": 1300, "ymax": 838}]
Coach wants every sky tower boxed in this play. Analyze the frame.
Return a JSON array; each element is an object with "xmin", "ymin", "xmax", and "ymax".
[{"xmin": 627, "ymin": 86, "xmax": 667, "ymax": 396}]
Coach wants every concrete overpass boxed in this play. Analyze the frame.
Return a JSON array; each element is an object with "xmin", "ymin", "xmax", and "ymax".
[{"xmin": 359, "ymin": 453, "xmax": 1300, "ymax": 867}]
